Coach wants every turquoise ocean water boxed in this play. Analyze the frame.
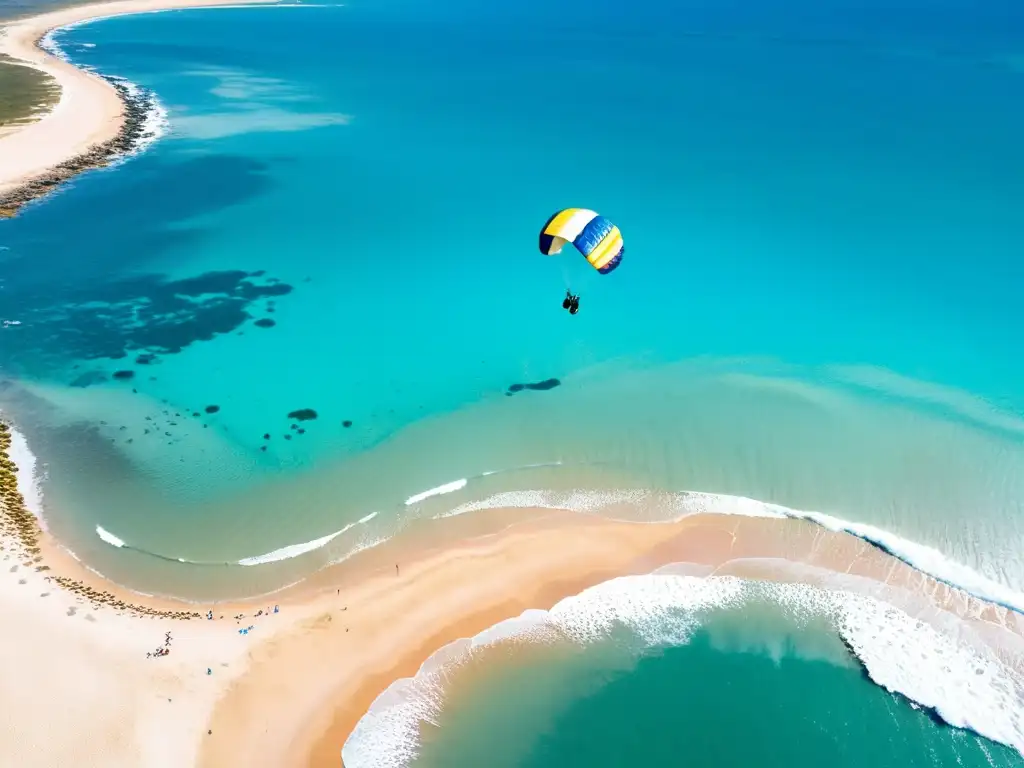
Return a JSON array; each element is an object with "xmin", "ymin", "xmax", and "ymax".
[
  {"xmin": 1, "ymin": 0, "xmax": 1024, "ymax": 762},
  {"xmin": 406, "ymin": 596, "xmax": 1024, "ymax": 768}
]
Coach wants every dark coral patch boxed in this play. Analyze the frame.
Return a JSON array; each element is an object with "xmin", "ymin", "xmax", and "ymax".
[
  {"xmin": 112, "ymin": 370, "xmax": 135, "ymax": 380},
  {"xmin": 287, "ymin": 409, "xmax": 317, "ymax": 421},
  {"xmin": 342, "ymin": 420, "xmax": 353, "ymax": 428},
  {"xmin": 204, "ymin": 405, "xmax": 220, "ymax": 414},
  {"xmin": 254, "ymin": 318, "xmax": 276, "ymax": 328},
  {"xmin": 0, "ymin": 263, "xmax": 293, "ymax": 376}
]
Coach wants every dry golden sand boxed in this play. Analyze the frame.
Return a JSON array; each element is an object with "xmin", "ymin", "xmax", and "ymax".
[{"xmin": 2, "ymin": 421, "xmax": 1023, "ymax": 767}]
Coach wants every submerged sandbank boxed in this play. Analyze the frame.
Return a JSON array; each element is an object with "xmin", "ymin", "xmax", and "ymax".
[{"xmin": 0, "ymin": 0, "xmax": 278, "ymax": 215}]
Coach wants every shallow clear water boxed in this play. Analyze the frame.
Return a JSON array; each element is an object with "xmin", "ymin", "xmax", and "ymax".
[{"xmin": 0, "ymin": 0, "xmax": 1022, "ymax": 599}]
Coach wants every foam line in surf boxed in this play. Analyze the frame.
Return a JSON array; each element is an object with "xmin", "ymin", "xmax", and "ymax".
[
  {"xmin": 238, "ymin": 512, "xmax": 378, "ymax": 566},
  {"xmin": 93, "ymin": 511, "xmax": 380, "ymax": 566},
  {"xmin": 442, "ymin": 487, "xmax": 1024, "ymax": 616},
  {"xmin": 95, "ymin": 524, "xmax": 125, "ymax": 548},
  {"xmin": 40, "ymin": 21, "xmax": 169, "ymax": 157},
  {"xmin": 342, "ymin": 574, "xmax": 1024, "ymax": 768},
  {"xmin": 404, "ymin": 479, "xmax": 467, "ymax": 506}
]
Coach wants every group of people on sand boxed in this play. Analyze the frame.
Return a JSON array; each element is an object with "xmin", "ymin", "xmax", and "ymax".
[
  {"xmin": 236, "ymin": 606, "xmax": 280, "ymax": 635},
  {"xmin": 147, "ymin": 631, "xmax": 173, "ymax": 658}
]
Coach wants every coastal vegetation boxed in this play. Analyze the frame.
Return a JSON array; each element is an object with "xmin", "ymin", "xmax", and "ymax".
[
  {"xmin": 0, "ymin": 54, "xmax": 57, "ymax": 129},
  {"xmin": 1, "ymin": 421, "xmax": 201, "ymax": 620}
]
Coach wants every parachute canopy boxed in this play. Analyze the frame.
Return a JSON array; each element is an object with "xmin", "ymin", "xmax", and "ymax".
[{"xmin": 539, "ymin": 208, "xmax": 624, "ymax": 275}]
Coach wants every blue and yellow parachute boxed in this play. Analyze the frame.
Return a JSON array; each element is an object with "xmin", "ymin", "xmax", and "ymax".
[{"xmin": 538, "ymin": 208, "xmax": 624, "ymax": 274}]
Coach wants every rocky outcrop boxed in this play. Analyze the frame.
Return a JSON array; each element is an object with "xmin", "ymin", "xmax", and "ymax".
[{"xmin": 0, "ymin": 75, "xmax": 152, "ymax": 218}]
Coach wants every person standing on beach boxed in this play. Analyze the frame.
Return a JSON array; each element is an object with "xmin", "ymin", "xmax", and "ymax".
[{"xmin": 396, "ymin": 563, "xmax": 399, "ymax": 576}]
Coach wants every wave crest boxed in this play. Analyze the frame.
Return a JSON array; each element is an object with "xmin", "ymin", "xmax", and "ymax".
[{"xmin": 342, "ymin": 574, "xmax": 1024, "ymax": 768}]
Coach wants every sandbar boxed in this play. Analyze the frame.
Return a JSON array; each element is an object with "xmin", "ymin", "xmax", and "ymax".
[{"xmin": 0, "ymin": 0, "xmax": 277, "ymax": 214}]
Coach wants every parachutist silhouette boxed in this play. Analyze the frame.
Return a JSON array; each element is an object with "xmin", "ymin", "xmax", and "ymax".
[{"xmin": 563, "ymin": 290, "xmax": 580, "ymax": 314}]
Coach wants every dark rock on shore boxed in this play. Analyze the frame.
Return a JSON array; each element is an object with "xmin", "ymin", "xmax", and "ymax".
[{"xmin": 0, "ymin": 76, "xmax": 154, "ymax": 218}]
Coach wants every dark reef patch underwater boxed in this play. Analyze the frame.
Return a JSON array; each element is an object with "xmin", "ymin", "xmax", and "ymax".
[{"xmin": 0, "ymin": 268, "xmax": 293, "ymax": 379}]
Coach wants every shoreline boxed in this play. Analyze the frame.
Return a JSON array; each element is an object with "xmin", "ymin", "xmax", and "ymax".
[
  {"xmin": 2, "ymin": 421, "xmax": 1024, "ymax": 766},
  {"xmin": 263, "ymin": 512, "xmax": 1024, "ymax": 767},
  {"xmin": 0, "ymin": 0, "xmax": 279, "ymax": 217}
]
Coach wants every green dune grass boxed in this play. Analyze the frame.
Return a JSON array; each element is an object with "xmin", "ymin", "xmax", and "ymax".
[{"xmin": 0, "ymin": 55, "xmax": 58, "ymax": 129}]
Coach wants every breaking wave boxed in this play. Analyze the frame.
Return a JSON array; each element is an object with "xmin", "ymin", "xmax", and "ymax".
[
  {"xmin": 342, "ymin": 573, "xmax": 1024, "ymax": 768},
  {"xmin": 93, "ymin": 510, "xmax": 381, "ymax": 567}
]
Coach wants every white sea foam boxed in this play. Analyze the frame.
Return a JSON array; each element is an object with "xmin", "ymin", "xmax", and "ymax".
[
  {"xmin": 37, "ymin": 24, "xmax": 169, "ymax": 160},
  {"xmin": 237, "ymin": 526, "xmax": 351, "ymax": 566},
  {"xmin": 236, "ymin": 512, "xmax": 379, "ymax": 566},
  {"xmin": 405, "ymin": 479, "xmax": 467, "ymax": 506},
  {"xmin": 106, "ymin": 76, "xmax": 169, "ymax": 156},
  {"xmin": 342, "ymin": 574, "xmax": 1024, "ymax": 768},
  {"xmin": 441, "ymin": 487, "xmax": 1024, "ymax": 615},
  {"xmin": 95, "ymin": 524, "xmax": 125, "ymax": 548}
]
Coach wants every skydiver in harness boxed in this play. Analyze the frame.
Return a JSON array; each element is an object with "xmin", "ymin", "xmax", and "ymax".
[{"xmin": 562, "ymin": 289, "xmax": 580, "ymax": 315}]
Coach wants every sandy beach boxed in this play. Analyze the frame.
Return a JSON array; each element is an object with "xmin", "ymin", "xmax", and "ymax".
[
  {"xmin": 0, "ymin": 0, "xmax": 277, "ymax": 212},
  {"xmin": 2, "ymin": 415, "xmax": 1022, "ymax": 767}
]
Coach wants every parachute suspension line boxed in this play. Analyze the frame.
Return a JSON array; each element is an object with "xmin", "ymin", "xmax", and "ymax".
[{"xmin": 559, "ymin": 261, "xmax": 574, "ymax": 291}]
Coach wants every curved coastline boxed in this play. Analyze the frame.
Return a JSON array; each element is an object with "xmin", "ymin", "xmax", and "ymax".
[
  {"xmin": 0, "ymin": 0, "xmax": 279, "ymax": 217},
  {"xmin": 2, "ymin": 413, "xmax": 1024, "ymax": 766},
  {"xmin": 0, "ymin": 4, "xmax": 1021, "ymax": 766}
]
